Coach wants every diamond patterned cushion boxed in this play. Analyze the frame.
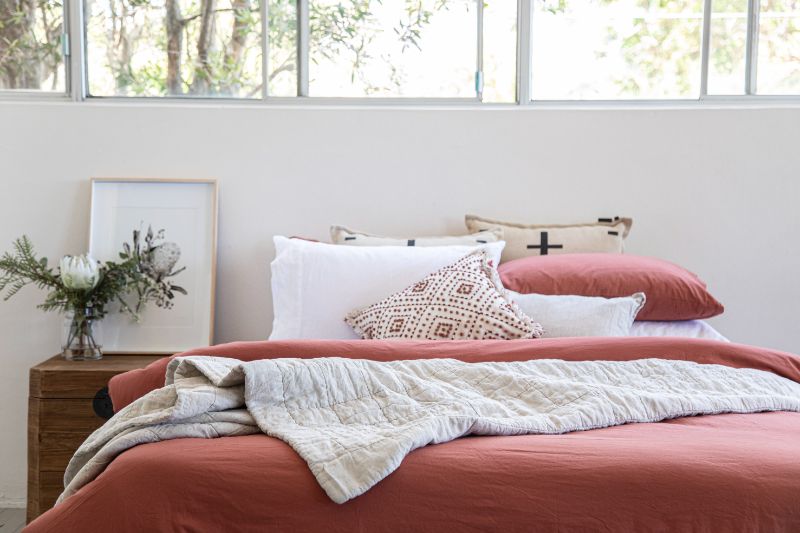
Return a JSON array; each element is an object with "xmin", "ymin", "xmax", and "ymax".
[{"xmin": 345, "ymin": 250, "xmax": 543, "ymax": 340}]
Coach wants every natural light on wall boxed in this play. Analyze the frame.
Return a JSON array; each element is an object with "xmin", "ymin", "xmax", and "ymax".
[{"xmin": 0, "ymin": 0, "xmax": 797, "ymax": 101}]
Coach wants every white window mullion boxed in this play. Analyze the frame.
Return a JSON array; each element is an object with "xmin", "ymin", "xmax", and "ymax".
[
  {"xmin": 67, "ymin": 0, "xmax": 86, "ymax": 101},
  {"xmin": 516, "ymin": 0, "xmax": 532, "ymax": 104},
  {"xmin": 262, "ymin": 0, "xmax": 269, "ymax": 98},
  {"xmin": 476, "ymin": 0, "xmax": 484, "ymax": 101},
  {"xmin": 297, "ymin": 0, "xmax": 310, "ymax": 97},
  {"xmin": 745, "ymin": 0, "xmax": 760, "ymax": 94},
  {"xmin": 699, "ymin": 0, "xmax": 712, "ymax": 97}
]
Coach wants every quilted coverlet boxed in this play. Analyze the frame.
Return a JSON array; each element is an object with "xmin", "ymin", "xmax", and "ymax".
[{"xmin": 61, "ymin": 355, "xmax": 800, "ymax": 505}]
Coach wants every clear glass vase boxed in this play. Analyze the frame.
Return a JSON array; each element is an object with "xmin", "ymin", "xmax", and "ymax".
[{"xmin": 61, "ymin": 307, "xmax": 103, "ymax": 360}]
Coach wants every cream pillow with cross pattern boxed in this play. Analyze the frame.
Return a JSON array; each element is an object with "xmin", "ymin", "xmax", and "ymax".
[{"xmin": 465, "ymin": 215, "xmax": 632, "ymax": 264}]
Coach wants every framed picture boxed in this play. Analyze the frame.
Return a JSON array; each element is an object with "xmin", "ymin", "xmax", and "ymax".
[{"xmin": 89, "ymin": 178, "xmax": 218, "ymax": 353}]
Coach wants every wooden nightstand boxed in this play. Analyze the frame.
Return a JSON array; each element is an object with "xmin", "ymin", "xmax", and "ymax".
[{"xmin": 27, "ymin": 354, "xmax": 166, "ymax": 523}]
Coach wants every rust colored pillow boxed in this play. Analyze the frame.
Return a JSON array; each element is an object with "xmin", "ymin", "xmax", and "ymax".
[
  {"xmin": 498, "ymin": 254, "xmax": 724, "ymax": 321},
  {"xmin": 346, "ymin": 250, "xmax": 543, "ymax": 340}
]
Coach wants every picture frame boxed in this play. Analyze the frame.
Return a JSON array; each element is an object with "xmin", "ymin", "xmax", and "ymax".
[{"xmin": 89, "ymin": 178, "xmax": 218, "ymax": 354}]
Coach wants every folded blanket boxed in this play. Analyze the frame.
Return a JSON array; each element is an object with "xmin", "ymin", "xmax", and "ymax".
[{"xmin": 62, "ymin": 356, "xmax": 800, "ymax": 505}]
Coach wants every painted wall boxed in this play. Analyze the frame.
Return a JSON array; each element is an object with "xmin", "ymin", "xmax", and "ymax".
[{"xmin": 1, "ymin": 102, "xmax": 799, "ymax": 505}]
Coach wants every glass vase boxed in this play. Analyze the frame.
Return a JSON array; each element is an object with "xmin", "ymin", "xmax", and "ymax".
[{"xmin": 61, "ymin": 307, "xmax": 103, "ymax": 360}]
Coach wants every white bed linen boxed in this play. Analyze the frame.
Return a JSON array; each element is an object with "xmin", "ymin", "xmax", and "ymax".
[
  {"xmin": 270, "ymin": 237, "xmax": 504, "ymax": 340},
  {"xmin": 630, "ymin": 320, "xmax": 729, "ymax": 342}
]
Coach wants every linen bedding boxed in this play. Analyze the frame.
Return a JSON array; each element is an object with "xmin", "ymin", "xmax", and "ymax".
[{"xmin": 27, "ymin": 338, "xmax": 800, "ymax": 533}]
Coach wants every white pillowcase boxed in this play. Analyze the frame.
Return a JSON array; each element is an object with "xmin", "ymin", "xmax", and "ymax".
[
  {"xmin": 270, "ymin": 237, "xmax": 505, "ymax": 340},
  {"xmin": 629, "ymin": 320, "xmax": 729, "ymax": 342},
  {"xmin": 509, "ymin": 291, "xmax": 646, "ymax": 338}
]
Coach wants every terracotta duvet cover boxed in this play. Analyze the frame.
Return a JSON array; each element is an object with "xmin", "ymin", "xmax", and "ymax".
[{"xmin": 26, "ymin": 338, "xmax": 800, "ymax": 533}]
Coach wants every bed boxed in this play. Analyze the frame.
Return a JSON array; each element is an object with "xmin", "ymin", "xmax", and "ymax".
[
  {"xmin": 23, "ymin": 230, "xmax": 800, "ymax": 532},
  {"xmin": 25, "ymin": 337, "xmax": 800, "ymax": 532}
]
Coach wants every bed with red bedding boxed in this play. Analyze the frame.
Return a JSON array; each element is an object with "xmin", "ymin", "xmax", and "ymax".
[{"xmin": 25, "ymin": 337, "xmax": 800, "ymax": 532}]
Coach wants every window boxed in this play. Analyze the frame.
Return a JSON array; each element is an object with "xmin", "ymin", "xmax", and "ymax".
[
  {"xmin": 81, "ymin": 0, "xmax": 514, "ymax": 100},
  {"xmin": 1, "ymin": 0, "xmax": 798, "ymax": 101},
  {"xmin": 0, "ymin": 0, "xmax": 66, "ymax": 92},
  {"xmin": 707, "ymin": 0, "xmax": 748, "ymax": 95},
  {"xmin": 530, "ymin": 0, "xmax": 704, "ymax": 100},
  {"xmin": 756, "ymin": 0, "xmax": 800, "ymax": 95},
  {"xmin": 306, "ymin": 0, "xmax": 477, "ymax": 98},
  {"xmin": 267, "ymin": 0, "xmax": 297, "ymax": 96},
  {"xmin": 85, "ymin": 0, "xmax": 264, "ymax": 97}
]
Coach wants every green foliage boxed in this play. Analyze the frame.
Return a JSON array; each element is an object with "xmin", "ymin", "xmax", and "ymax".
[
  {"xmin": 0, "ymin": 235, "xmax": 60, "ymax": 300},
  {"xmin": 0, "ymin": 229, "xmax": 187, "ymax": 321},
  {"xmin": 0, "ymin": 0, "xmax": 64, "ymax": 90},
  {"xmin": 4, "ymin": 0, "xmax": 798, "ymax": 96}
]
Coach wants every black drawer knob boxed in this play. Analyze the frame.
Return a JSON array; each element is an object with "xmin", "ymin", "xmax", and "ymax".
[{"xmin": 93, "ymin": 386, "xmax": 114, "ymax": 420}]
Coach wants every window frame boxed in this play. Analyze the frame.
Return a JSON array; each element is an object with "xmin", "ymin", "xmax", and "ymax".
[
  {"xmin": 0, "ymin": 0, "xmax": 798, "ymax": 105},
  {"xmin": 518, "ymin": 0, "xmax": 800, "ymax": 106},
  {"xmin": 82, "ymin": 0, "xmax": 486, "ymax": 103},
  {"xmin": 0, "ymin": 0, "xmax": 78, "ymax": 100}
]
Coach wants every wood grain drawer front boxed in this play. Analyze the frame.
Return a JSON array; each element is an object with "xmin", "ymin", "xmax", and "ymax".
[
  {"xmin": 38, "ymin": 399, "xmax": 105, "ymax": 432},
  {"xmin": 30, "ymin": 355, "xmax": 165, "ymax": 399},
  {"xmin": 38, "ymin": 432, "xmax": 92, "ymax": 472},
  {"xmin": 27, "ymin": 471, "xmax": 63, "ymax": 524},
  {"xmin": 33, "ymin": 369, "xmax": 120, "ymax": 399}
]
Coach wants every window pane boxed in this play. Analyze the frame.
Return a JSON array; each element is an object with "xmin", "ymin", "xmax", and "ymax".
[
  {"xmin": 268, "ymin": 0, "xmax": 297, "ymax": 96},
  {"xmin": 757, "ymin": 0, "xmax": 800, "ymax": 94},
  {"xmin": 308, "ymin": 0, "xmax": 478, "ymax": 98},
  {"xmin": 531, "ymin": 0, "xmax": 704, "ymax": 100},
  {"xmin": 86, "ymin": 0, "xmax": 263, "ymax": 97},
  {"xmin": 707, "ymin": 0, "xmax": 747, "ymax": 95},
  {"xmin": 0, "ymin": 0, "xmax": 65, "ymax": 92},
  {"xmin": 483, "ymin": 0, "xmax": 517, "ymax": 103}
]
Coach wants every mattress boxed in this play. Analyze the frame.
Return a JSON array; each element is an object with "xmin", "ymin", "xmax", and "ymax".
[{"xmin": 26, "ymin": 338, "xmax": 800, "ymax": 533}]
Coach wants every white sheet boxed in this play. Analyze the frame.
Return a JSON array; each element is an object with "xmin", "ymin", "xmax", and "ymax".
[{"xmin": 630, "ymin": 320, "xmax": 729, "ymax": 342}]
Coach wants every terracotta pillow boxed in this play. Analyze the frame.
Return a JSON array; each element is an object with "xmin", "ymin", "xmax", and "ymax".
[
  {"xmin": 465, "ymin": 214, "xmax": 632, "ymax": 263},
  {"xmin": 498, "ymin": 254, "xmax": 724, "ymax": 321},
  {"xmin": 346, "ymin": 250, "xmax": 543, "ymax": 340}
]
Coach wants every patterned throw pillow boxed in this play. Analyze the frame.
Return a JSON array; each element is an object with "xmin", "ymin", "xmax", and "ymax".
[
  {"xmin": 345, "ymin": 250, "xmax": 543, "ymax": 341},
  {"xmin": 465, "ymin": 214, "xmax": 632, "ymax": 264}
]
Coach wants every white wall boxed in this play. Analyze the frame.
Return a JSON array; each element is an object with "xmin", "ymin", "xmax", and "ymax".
[{"xmin": 1, "ymin": 102, "xmax": 799, "ymax": 505}]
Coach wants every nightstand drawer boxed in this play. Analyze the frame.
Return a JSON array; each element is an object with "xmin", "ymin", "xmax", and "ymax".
[
  {"xmin": 38, "ymin": 432, "xmax": 94, "ymax": 472},
  {"xmin": 36, "ymin": 399, "xmax": 105, "ymax": 431},
  {"xmin": 30, "ymin": 354, "xmax": 162, "ymax": 399}
]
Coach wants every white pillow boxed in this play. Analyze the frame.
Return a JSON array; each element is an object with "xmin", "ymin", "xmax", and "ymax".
[
  {"xmin": 509, "ymin": 291, "xmax": 646, "ymax": 338},
  {"xmin": 270, "ymin": 237, "xmax": 505, "ymax": 340}
]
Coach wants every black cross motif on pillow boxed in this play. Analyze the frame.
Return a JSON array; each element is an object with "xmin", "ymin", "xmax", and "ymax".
[{"xmin": 527, "ymin": 231, "xmax": 563, "ymax": 255}]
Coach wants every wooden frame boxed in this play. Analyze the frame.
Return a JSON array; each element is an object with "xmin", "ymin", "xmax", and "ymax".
[{"xmin": 88, "ymin": 178, "xmax": 218, "ymax": 354}]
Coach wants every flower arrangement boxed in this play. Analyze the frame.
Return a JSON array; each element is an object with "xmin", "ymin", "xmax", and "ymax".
[{"xmin": 0, "ymin": 226, "xmax": 187, "ymax": 359}]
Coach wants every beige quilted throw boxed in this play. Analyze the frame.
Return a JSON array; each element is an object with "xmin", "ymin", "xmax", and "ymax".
[{"xmin": 61, "ymin": 356, "xmax": 800, "ymax": 504}]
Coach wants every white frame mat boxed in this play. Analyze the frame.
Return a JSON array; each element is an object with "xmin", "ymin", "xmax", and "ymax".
[{"xmin": 89, "ymin": 178, "xmax": 218, "ymax": 353}]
